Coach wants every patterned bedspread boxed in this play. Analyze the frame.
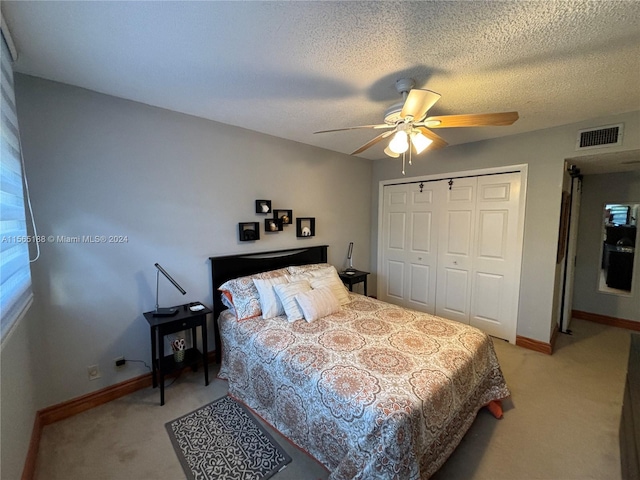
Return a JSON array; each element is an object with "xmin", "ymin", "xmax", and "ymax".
[{"xmin": 218, "ymin": 293, "xmax": 510, "ymax": 479}]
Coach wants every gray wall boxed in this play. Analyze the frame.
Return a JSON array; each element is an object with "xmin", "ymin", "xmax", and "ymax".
[
  {"xmin": 11, "ymin": 74, "xmax": 372, "ymax": 406},
  {"xmin": 1, "ymin": 73, "xmax": 369, "ymax": 479},
  {"xmin": 572, "ymin": 171, "xmax": 640, "ymax": 320},
  {"xmin": 371, "ymin": 110, "xmax": 640, "ymax": 343},
  {"xmin": 0, "ymin": 303, "xmax": 47, "ymax": 479}
]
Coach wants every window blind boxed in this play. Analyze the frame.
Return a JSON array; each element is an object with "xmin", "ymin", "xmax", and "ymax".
[{"xmin": 1, "ymin": 30, "xmax": 33, "ymax": 342}]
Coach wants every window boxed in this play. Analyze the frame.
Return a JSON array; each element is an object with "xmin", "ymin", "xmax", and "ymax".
[
  {"xmin": 1, "ymin": 29, "xmax": 33, "ymax": 342},
  {"xmin": 607, "ymin": 204, "xmax": 631, "ymax": 226}
]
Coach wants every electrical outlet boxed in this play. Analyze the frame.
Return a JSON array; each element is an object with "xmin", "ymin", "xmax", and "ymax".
[
  {"xmin": 114, "ymin": 356, "xmax": 125, "ymax": 367},
  {"xmin": 87, "ymin": 364, "xmax": 100, "ymax": 380}
]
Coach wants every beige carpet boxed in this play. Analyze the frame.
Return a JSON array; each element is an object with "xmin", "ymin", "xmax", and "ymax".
[{"xmin": 34, "ymin": 318, "xmax": 632, "ymax": 480}]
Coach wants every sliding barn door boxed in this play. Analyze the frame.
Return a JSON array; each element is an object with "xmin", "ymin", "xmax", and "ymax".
[{"xmin": 380, "ymin": 181, "xmax": 444, "ymax": 313}]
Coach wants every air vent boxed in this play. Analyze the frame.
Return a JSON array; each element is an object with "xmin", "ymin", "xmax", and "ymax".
[{"xmin": 576, "ymin": 124, "xmax": 623, "ymax": 150}]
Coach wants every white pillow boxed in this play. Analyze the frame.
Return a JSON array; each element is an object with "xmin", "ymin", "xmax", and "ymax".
[
  {"xmin": 273, "ymin": 280, "xmax": 312, "ymax": 322},
  {"xmin": 218, "ymin": 267, "xmax": 289, "ymax": 320},
  {"xmin": 308, "ymin": 269, "xmax": 351, "ymax": 306},
  {"xmin": 295, "ymin": 287, "xmax": 341, "ymax": 322},
  {"xmin": 253, "ymin": 276, "xmax": 288, "ymax": 319}
]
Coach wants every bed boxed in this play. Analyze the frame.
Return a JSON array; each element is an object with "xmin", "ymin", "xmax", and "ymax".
[{"xmin": 210, "ymin": 245, "xmax": 510, "ymax": 479}]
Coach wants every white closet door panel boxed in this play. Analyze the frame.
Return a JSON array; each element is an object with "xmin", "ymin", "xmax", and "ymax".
[
  {"xmin": 411, "ymin": 211, "xmax": 432, "ymax": 252},
  {"xmin": 389, "ymin": 191, "xmax": 408, "ymax": 205},
  {"xmin": 472, "ymin": 272, "xmax": 503, "ymax": 323},
  {"xmin": 470, "ymin": 173, "xmax": 521, "ymax": 341},
  {"xmin": 481, "ymin": 182, "xmax": 511, "ymax": 201},
  {"xmin": 413, "ymin": 189, "xmax": 433, "ymax": 204},
  {"xmin": 386, "ymin": 260, "xmax": 405, "ymax": 299},
  {"xmin": 477, "ymin": 210, "xmax": 508, "ymax": 259},
  {"xmin": 450, "ymin": 184, "xmax": 474, "ymax": 202},
  {"xmin": 381, "ymin": 182, "xmax": 442, "ymax": 313},
  {"xmin": 441, "ymin": 268, "xmax": 469, "ymax": 316},
  {"xmin": 410, "ymin": 263, "xmax": 431, "ymax": 306},
  {"xmin": 388, "ymin": 212, "xmax": 406, "ymax": 250},
  {"xmin": 436, "ymin": 177, "xmax": 477, "ymax": 323},
  {"xmin": 445, "ymin": 210, "xmax": 473, "ymax": 256}
]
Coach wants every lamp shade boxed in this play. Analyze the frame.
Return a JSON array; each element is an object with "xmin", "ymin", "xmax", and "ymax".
[
  {"xmin": 410, "ymin": 131, "xmax": 433, "ymax": 154},
  {"xmin": 389, "ymin": 130, "xmax": 409, "ymax": 154},
  {"xmin": 384, "ymin": 146, "xmax": 400, "ymax": 158}
]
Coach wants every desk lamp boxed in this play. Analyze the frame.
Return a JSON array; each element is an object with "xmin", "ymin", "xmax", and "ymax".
[
  {"xmin": 153, "ymin": 263, "xmax": 186, "ymax": 316},
  {"xmin": 345, "ymin": 242, "xmax": 356, "ymax": 273}
]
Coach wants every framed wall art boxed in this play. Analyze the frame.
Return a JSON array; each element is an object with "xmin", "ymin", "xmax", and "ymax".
[
  {"xmin": 265, "ymin": 218, "xmax": 283, "ymax": 232},
  {"xmin": 296, "ymin": 217, "xmax": 315, "ymax": 237},
  {"xmin": 255, "ymin": 200, "xmax": 272, "ymax": 214},
  {"xmin": 239, "ymin": 222, "xmax": 260, "ymax": 241},
  {"xmin": 273, "ymin": 209, "xmax": 293, "ymax": 225}
]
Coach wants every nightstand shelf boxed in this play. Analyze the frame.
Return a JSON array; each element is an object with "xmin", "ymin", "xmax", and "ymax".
[{"xmin": 157, "ymin": 347, "xmax": 201, "ymax": 372}]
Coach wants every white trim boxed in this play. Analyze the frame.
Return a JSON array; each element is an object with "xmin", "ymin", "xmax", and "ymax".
[
  {"xmin": 0, "ymin": 294, "xmax": 34, "ymax": 352},
  {"xmin": 377, "ymin": 163, "xmax": 528, "ymax": 344}
]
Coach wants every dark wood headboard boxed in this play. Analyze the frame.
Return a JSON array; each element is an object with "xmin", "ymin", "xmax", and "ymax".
[{"xmin": 209, "ymin": 245, "xmax": 328, "ymax": 361}]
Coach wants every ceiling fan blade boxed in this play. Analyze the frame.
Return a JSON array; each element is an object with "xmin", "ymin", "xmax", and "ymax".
[
  {"xmin": 400, "ymin": 89, "xmax": 441, "ymax": 122},
  {"xmin": 416, "ymin": 127, "xmax": 448, "ymax": 150},
  {"xmin": 424, "ymin": 112, "xmax": 519, "ymax": 128},
  {"xmin": 314, "ymin": 124, "xmax": 394, "ymax": 134},
  {"xmin": 351, "ymin": 130, "xmax": 395, "ymax": 155}
]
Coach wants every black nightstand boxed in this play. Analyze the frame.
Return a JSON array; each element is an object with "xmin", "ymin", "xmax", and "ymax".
[
  {"xmin": 339, "ymin": 270, "xmax": 370, "ymax": 296},
  {"xmin": 143, "ymin": 303, "xmax": 212, "ymax": 405}
]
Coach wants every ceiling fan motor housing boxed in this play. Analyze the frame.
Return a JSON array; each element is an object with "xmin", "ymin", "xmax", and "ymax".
[
  {"xmin": 384, "ymin": 78, "xmax": 417, "ymax": 124},
  {"xmin": 384, "ymin": 102, "xmax": 405, "ymax": 124},
  {"xmin": 395, "ymin": 78, "xmax": 415, "ymax": 95}
]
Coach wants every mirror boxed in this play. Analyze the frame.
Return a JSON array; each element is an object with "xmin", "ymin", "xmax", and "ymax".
[{"xmin": 599, "ymin": 203, "xmax": 638, "ymax": 294}]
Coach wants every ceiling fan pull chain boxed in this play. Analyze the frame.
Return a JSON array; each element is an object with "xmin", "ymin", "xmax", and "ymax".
[
  {"xmin": 402, "ymin": 152, "xmax": 406, "ymax": 175},
  {"xmin": 419, "ymin": 182, "xmax": 424, "ymax": 193},
  {"xmin": 448, "ymin": 179, "xmax": 454, "ymax": 190}
]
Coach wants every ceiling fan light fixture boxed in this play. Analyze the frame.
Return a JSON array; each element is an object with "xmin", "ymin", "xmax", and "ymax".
[
  {"xmin": 384, "ymin": 146, "xmax": 400, "ymax": 158},
  {"xmin": 389, "ymin": 130, "xmax": 409, "ymax": 154},
  {"xmin": 410, "ymin": 131, "xmax": 433, "ymax": 154}
]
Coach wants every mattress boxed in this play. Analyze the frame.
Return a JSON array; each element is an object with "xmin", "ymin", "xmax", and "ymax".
[{"xmin": 218, "ymin": 292, "xmax": 509, "ymax": 479}]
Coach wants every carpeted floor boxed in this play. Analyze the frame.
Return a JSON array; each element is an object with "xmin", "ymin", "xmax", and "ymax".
[{"xmin": 33, "ymin": 318, "xmax": 633, "ymax": 480}]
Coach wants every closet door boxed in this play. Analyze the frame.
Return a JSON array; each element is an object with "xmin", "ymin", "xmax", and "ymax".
[
  {"xmin": 379, "ymin": 170, "xmax": 524, "ymax": 342},
  {"xmin": 380, "ymin": 181, "xmax": 443, "ymax": 313},
  {"xmin": 435, "ymin": 177, "xmax": 477, "ymax": 324},
  {"xmin": 469, "ymin": 172, "xmax": 522, "ymax": 340}
]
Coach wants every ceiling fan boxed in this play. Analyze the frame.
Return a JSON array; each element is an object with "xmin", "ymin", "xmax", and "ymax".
[{"xmin": 314, "ymin": 78, "xmax": 519, "ymax": 174}]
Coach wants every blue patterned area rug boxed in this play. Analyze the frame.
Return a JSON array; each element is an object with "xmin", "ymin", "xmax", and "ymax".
[{"xmin": 166, "ymin": 396, "xmax": 292, "ymax": 480}]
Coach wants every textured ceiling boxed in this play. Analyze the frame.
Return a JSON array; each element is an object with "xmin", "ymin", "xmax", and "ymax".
[{"xmin": 2, "ymin": 1, "xmax": 640, "ymax": 164}]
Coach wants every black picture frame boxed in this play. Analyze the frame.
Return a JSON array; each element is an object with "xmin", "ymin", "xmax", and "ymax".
[
  {"xmin": 273, "ymin": 209, "xmax": 293, "ymax": 225},
  {"xmin": 239, "ymin": 222, "xmax": 260, "ymax": 241},
  {"xmin": 296, "ymin": 217, "xmax": 315, "ymax": 237},
  {"xmin": 255, "ymin": 200, "xmax": 272, "ymax": 214}
]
